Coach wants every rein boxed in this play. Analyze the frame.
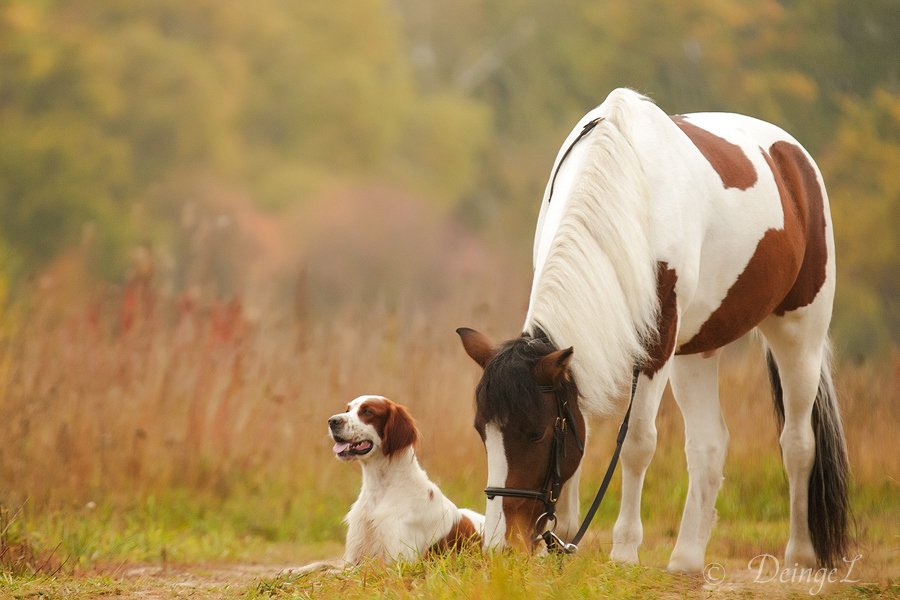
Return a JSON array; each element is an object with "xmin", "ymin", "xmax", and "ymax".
[{"xmin": 484, "ymin": 362, "xmax": 640, "ymax": 554}]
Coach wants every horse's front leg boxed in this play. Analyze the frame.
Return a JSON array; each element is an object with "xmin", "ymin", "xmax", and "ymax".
[
  {"xmin": 555, "ymin": 461, "xmax": 584, "ymax": 543},
  {"xmin": 667, "ymin": 351, "xmax": 729, "ymax": 572},
  {"xmin": 610, "ymin": 365, "xmax": 671, "ymax": 564}
]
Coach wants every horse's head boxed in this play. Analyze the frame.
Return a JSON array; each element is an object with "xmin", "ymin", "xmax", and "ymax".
[{"xmin": 457, "ymin": 327, "xmax": 585, "ymax": 552}]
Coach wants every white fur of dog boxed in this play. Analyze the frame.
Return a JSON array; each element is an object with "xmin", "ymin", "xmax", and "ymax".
[{"xmin": 295, "ymin": 395, "xmax": 484, "ymax": 572}]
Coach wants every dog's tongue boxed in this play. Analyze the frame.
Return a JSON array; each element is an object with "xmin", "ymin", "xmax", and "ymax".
[{"xmin": 333, "ymin": 441, "xmax": 351, "ymax": 454}]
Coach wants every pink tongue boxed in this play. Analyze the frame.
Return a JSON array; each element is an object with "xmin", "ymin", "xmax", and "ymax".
[{"xmin": 333, "ymin": 441, "xmax": 351, "ymax": 454}]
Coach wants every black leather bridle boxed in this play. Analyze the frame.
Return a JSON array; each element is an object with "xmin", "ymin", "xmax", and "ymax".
[
  {"xmin": 484, "ymin": 382, "xmax": 585, "ymax": 531},
  {"xmin": 484, "ymin": 363, "xmax": 640, "ymax": 554}
]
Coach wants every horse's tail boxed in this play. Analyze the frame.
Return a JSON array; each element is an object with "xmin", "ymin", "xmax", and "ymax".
[{"xmin": 766, "ymin": 346, "xmax": 851, "ymax": 568}]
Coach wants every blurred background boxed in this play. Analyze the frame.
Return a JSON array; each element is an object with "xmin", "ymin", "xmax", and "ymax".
[
  {"xmin": 1, "ymin": 0, "xmax": 899, "ymax": 354},
  {"xmin": 0, "ymin": 0, "xmax": 897, "ymax": 568}
]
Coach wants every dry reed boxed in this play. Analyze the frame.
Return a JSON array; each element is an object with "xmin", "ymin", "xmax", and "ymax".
[{"xmin": 0, "ymin": 265, "xmax": 896, "ymax": 514}]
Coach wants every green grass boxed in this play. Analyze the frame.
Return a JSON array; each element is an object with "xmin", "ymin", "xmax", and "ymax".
[
  {"xmin": 2, "ymin": 547, "xmax": 898, "ymax": 600},
  {"xmin": 245, "ymin": 549, "xmax": 900, "ymax": 600},
  {"xmin": 3, "ymin": 479, "xmax": 353, "ymax": 568},
  {"xmin": 1, "ymin": 455, "xmax": 898, "ymax": 599},
  {"xmin": 0, "ymin": 572, "xmax": 133, "ymax": 600},
  {"xmin": 245, "ymin": 551, "xmax": 696, "ymax": 600}
]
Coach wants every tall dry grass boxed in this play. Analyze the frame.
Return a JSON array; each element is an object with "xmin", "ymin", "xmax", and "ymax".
[
  {"xmin": 0, "ymin": 261, "xmax": 524, "ymax": 508},
  {"xmin": 0, "ymin": 259, "xmax": 897, "ymax": 520}
]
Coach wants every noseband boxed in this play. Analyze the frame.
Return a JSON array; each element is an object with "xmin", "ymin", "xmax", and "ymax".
[{"xmin": 484, "ymin": 363, "xmax": 640, "ymax": 554}]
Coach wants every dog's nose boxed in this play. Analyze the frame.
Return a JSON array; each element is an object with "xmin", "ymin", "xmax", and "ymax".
[{"xmin": 328, "ymin": 416, "xmax": 342, "ymax": 431}]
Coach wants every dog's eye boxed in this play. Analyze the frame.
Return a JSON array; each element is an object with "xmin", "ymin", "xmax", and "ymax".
[{"xmin": 360, "ymin": 407, "xmax": 372, "ymax": 416}]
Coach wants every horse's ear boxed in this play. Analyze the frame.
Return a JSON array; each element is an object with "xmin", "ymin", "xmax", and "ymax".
[
  {"xmin": 534, "ymin": 347, "xmax": 574, "ymax": 387},
  {"xmin": 456, "ymin": 328, "xmax": 497, "ymax": 369},
  {"xmin": 382, "ymin": 402, "xmax": 418, "ymax": 458}
]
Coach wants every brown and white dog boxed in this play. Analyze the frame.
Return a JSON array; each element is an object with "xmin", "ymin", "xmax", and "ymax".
[{"xmin": 312, "ymin": 395, "xmax": 483, "ymax": 569}]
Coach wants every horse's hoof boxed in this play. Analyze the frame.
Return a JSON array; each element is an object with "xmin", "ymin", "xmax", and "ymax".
[
  {"xmin": 785, "ymin": 541, "xmax": 818, "ymax": 569},
  {"xmin": 667, "ymin": 550, "xmax": 705, "ymax": 574},
  {"xmin": 609, "ymin": 545, "xmax": 640, "ymax": 565}
]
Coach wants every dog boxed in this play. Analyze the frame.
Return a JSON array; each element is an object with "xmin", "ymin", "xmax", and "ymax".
[{"xmin": 322, "ymin": 395, "xmax": 484, "ymax": 567}]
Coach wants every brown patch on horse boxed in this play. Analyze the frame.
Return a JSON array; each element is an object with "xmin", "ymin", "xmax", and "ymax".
[
  {"xmin": 359, "ymin": 398, "xmax": 419, "ymax": 458},
  {"xmin": 768, "ymin": 141, "xmax": 828, "ymax": 315},
  {"xmin": 671, "ymin": 116, "xmax": 758, "ymax": 190},
  {"xmin": 642, "ymin": 262, "xmax": 678, "ymax": 378},
  {"xmin": 427, "ymin": 514, "xmax": 481, "ymax": 556},
  {"xmin": 677, "ymin": 141, "xmax": 826, "ymax": 355}
]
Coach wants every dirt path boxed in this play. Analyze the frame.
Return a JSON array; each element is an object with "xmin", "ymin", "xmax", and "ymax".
[
  {"xmin": 108, "ymin": 557, "xmax": 894, "ymax": 599},
  {"xmin": 113, "ymin": 563, "xmax": 293, "ymax": 599},
  {"xmin": 5, "ymin": 556, "xmax": 896, "ymax": 600}
]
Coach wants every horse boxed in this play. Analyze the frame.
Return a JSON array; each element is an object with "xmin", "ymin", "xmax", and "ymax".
[{"xmin": 457, "ymin": 88, "xmax": 849, "ymax": 572}]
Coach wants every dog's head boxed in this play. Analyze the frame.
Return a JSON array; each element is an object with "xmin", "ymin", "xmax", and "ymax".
[{"xmin": 328, "ymin": 396, "xmax": 419, "ymax": 461}]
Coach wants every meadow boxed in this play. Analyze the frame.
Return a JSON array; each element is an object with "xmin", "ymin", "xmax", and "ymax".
[
  {"xmin": 2, "ymin": 0, "xmax": 899, "ymax": 597},
  {"xmin": 0, "ymin": 267, "xmax": 898, "ymax": 599}
]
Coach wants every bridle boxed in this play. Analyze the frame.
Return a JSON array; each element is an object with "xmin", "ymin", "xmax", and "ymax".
[
  {"xmin": 484, "ymin": 362, "xmax": 640, "ymax": 554},
  {"xmin": 484, "ymin": 382, "xmax": 584, "ymax": 539}
]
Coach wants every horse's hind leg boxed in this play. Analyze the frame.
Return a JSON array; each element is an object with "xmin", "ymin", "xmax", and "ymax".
[
  {"xmin": 759, "ymin": 305, "xmax": 838, "ymax": 568},
  {"xmin": 667, "ymin": 351, "xmax": 729, "ymax": 573}
]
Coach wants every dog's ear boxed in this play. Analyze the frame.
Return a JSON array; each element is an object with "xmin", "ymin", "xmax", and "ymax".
[{"xmin": 382, "ymin": 402, "xmax": 418, "ymax": 458}]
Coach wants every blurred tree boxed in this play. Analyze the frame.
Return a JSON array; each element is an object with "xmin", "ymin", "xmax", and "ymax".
[
  {"xmin": 0, "ymin": 0, "xmax": 133, "ymax": 275},
  {"xmin": 0, "ymin": 0, "xmax": 490, "ymax": 283},
  {"xmin": 0, "ymin": 0, "xmax": 898, "ymax": 354},
  {"xmin": 395, "ymin": 0, "xmax": 829, "ymax": 239},
  {"xmin": 821, "ymin": 90, "xmax": 900, "ymax": 356},
  {"xmin": 393, "ymin": 0, "xmax": 900, "ymax": 355}
]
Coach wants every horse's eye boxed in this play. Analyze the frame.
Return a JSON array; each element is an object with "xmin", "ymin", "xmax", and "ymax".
[{"xmin": 527, "ymin": 429, "xmax": 546, "ymax": 443}]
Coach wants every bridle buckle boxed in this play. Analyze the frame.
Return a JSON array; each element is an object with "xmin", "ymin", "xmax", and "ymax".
[{"xmin": 541, "ymin": 530, "xmax": 579, "ymax": 554}]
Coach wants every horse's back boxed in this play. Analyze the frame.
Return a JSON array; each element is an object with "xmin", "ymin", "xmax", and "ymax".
[
  {"xmin": 570, "ymin": 90, "xmax": 835, "ymax": 354},
  {"xmin": 531, "ymin": 87, "xmax": 834, "ymax": 361},
  {"xmin": 647, "ymin": 109, "xmax": 834, "ymax": 353}
]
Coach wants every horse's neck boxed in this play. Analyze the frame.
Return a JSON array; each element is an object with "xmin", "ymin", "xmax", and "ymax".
[{"xmin": 524, "ymin": 102, "xmax": 661, "ymax": 417}]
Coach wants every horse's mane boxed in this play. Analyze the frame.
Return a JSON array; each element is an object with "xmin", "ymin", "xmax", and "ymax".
[{"xmin": 524, "ymin": 90, "xmax": 660, "ymax": 416}]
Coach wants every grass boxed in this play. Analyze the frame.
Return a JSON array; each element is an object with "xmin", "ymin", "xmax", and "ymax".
[
  {"xmin": 245, "ymin": 550, "xmax": 698, "ymax": 599},
  {"xmin": 1, "ymin": 272, "xmax": 899, "ymax": 598},
  {"xmin": 1, "ymin": 465, "xmax": 898, "ymax": 599},
  {"xmin": 4, "ymin": 485, "xmax": 348, "ymax": 568},
  {"xmin": 245, "ymin": 550, "xmax": 900, "ymax": 600}
]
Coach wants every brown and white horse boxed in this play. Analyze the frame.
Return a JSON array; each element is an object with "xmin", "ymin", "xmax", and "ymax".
[{"xmin": 458, "ymin": 88, "xmax": 849, "ymax": 572}]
